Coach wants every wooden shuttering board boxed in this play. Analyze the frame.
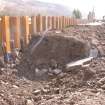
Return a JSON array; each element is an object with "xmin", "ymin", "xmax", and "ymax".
[
  {"xmin": 1, "ymin": 16, "xmax": 11, "ymax": 53},
  {"xmin": 36, "ymin": 15, "xmax": 41, "ymax": 32},
  {"xmin": 42, "ymin": 16, "xmax": 46, "ymax": 31},
  {"xmin": 31, "ymin": 16, "xmax": 37, "ymax": 34},
  {"xmin": 21, "ymin": 16, "xmax": 30, "ymax": 45},
  {"xmin": 10, "ymin": 17, "xmax": 20, "ymax": 48}
]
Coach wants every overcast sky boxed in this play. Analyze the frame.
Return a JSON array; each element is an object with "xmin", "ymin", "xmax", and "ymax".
[{"xmin": 37, "ymin": 0, "xmax": 104, "ymax": 19}]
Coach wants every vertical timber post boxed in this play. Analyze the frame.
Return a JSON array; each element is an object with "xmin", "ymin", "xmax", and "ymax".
[
  {"xmin": 58, "ymin": 16, "xmax": 60, "ymax": 30},
  {"xmin": 45, "ymin": 16, "xmax": 48, "ymax": 30},
  {"xmin": 65, "ymin": 17, "xmax": 67, "ymax": 27},
  {"xmin": 57, "ymin": 16, "xmax": 60, "ymax": 30},
  {"xmin": 48, "ymin": 16, "xmax": 52, "ymax": 29},
  {"xmin": 31, "ymin": 16, "xmax": 37, "ymax": 34},
  {"xmin": 71, "ymin": 18, "xmax": 73, "ymax": 25},
  {"xmin": 52, "ymin": 16, "xmax": 55, "ymax": 29},
  {"xmin": 54, "ymin": 16, "xmax": 56, "ymax": 29},
  {"xmin": 10, "ymin": 17, "xmax": 20, "ymax": 49},
  {"xmin": 47, "ymin": 16, "xmax": 51, "ymax": 29},
  {"xmin": 1, "ymin": 16, "xmax": 11, "ymax": 61},
  {"xmin": 0, "ymin": 18, "xmax": 2, "ymax": 56},
  {"xmin": 29, "ymin": 17, "xmax": 32, "ymax": 36},
  {"xmin": 60, "ymin": 16, "xmax": 63, "ymax": 29},
  {"xmin": 40, "ymin": 16, "xmax": 43, "ymax": 32},
  {"xmin": 58, "ymin": 16, "xmax": 61, "ymax": 30},
  {"xmin": 64, "ymin": 16, "xmax": 66, "ymax": 28},
  {"xmin": 69, "ymin": 18, "xmax": 71, "ymax": 26},
  {"xmin": 62, "ymin": 16, "xmax": 64, "ymax": 28},
  {"xmin": 55, "ymin": 16, "xmax": 58, "ymax": 30},
  {"xmin": 21, "ymin": 16, "xmax": 30, "ymax": 45},
  {"xmin": 36, "ymin": 14, "xmax": 41, "ymax": 32},
  {"xmin": 67, "ymin": 17, "xmax": 69, "ymax": 26},
  {"xmin": 73, "ymin": 18, "xmax": 75, "ymax": 25},
  {"xmin": 42, "ymin": 16, "xmax": 46, "ymax": 31},
  {"xmin": 47, "ymin": 16, "xmax": 49, "ymax": 28}
]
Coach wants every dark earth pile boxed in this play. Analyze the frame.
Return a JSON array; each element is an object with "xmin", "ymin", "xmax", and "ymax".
[{"xmin": 17, "ymin": 35, "xmax": 90, "ymax": 80}]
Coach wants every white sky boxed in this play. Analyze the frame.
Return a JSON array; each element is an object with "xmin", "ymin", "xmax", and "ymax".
[{"xmin": 37, "ymin": 0, "xmax": 105, "ymax": 19}]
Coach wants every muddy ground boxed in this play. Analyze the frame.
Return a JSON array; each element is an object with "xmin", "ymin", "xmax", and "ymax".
[{"xmin": 1, "ymin": 24, "xmax": 105, "ymax": 105}]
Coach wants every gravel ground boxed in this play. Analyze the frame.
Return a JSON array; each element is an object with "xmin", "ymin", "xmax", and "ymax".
[{"xmin": 0, "ymin": 24, "xmax": 105, "ymax": 105}]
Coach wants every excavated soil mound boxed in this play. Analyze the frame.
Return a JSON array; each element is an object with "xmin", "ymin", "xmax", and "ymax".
[
  {"xmin": 29, "ymin": 35, "xmax": 90, "ymax": 65},
  {"xmin": 17, "ymin": 35, "xmax": 90, "ymax": 80}
]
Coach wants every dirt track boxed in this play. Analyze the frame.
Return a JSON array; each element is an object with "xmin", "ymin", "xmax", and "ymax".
[{"xmin": 1, "ymin": 24, "xmax": 105, "ymax": 105}]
